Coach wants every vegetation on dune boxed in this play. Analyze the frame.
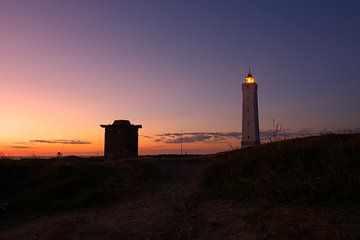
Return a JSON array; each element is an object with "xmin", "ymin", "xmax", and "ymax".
[
  {"xmin": 0, "ymin": 157, "xmax": 166, "ymax": 215},
  {"xmin": 202, "ymin": 134, "xmax": 360, "ymax": 205},
  {"xmin": 201, "ymin": 133, "xmax": 360, "ymax": 239}
]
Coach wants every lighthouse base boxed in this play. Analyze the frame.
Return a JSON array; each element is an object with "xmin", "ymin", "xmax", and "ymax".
[{"xmin": 241, "ymin": 141, "xmax": 261, "ymax": 148}]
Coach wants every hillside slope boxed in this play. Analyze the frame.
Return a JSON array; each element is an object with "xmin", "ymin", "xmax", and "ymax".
[{"xmin": 201, "ymin": 133, "xmax": 360, "ymax": 239}]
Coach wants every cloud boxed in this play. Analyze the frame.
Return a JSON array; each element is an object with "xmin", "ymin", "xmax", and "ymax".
[
  {"xmin": 154, "ymin": 132, "xmax": 242, "ymax": 144},
  {"xmin": 11, "ymin": 146, "xmax": 34, "ymax": 149},
  {"xmin": 153, "ymin": 129, "xmax": 343, "ymax": 144},
  {"xmin": 30, "ymin": 139, "xmax": 91, "ymax": 145},
  {"xmin": 141, "ymin": 135, "xmax": 153, "ymax": 139}
]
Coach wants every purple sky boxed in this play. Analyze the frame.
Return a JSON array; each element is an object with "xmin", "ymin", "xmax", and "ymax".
[{"xmin": 1, "ymin": 0, "xmax": 359, "ymax": 155}]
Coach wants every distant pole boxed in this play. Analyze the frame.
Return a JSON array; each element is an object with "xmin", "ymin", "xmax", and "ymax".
[
  {"xmin": 271, "ymin": 119, "xmax": 276, "ymax": 133},
  {"xmin": 180, "ymin": 129, "xmax": 182, "ymax": 156},
  {"xmin": 180, "ymin": 130, "xmax": 183, "ymax": 156},
  {"xmin": 270, "ymin": 118, "xmax": 276, "ymax": 141}
]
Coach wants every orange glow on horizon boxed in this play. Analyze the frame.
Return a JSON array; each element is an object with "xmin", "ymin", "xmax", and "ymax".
[{"xmin": 1, "ymin": 134, "xmax": 240, "ymax": 157}]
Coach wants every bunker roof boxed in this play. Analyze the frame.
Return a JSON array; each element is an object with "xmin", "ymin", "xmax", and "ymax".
[{"xmin": 100, "ymin": 119, "xmax": 142, "ymax": 129}]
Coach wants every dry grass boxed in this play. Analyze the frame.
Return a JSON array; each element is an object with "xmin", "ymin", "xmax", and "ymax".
[
  {"xmin": 0, "ymin": 157, "xmax": 171, "ymax": 216},
  {"xmin": 202, "ymin": 134, "xmax": 360, "ymax": 205},
  {"xmin": 201, "ymin": 133, "xmax": 360, "ymax": 239}
]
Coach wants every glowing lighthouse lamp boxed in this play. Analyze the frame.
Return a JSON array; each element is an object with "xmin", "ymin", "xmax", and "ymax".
[
  {"xmin": 241, "ymin": 69, "xmax": 260, "ymax": 147},
  {"xmin": 245, "ymin": 73, "xmax": 255, "ymax": 84}
]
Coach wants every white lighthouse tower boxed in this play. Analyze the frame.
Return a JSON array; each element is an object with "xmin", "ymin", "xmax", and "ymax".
[{"xmin": 241, "ymin": 69, "xmax": 260, "ymax": 147}]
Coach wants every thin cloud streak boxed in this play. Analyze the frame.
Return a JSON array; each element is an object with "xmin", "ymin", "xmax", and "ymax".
[
  {"xmin": 11, "ymin": 146, "xmax": 35, "ymax": 149},
  {"xmin": 30, "ymin": 140, "xmax": 91, "ymax": 145},
  {"xmin": 154, "ymin": 132, "xmax": 242, "ymax": 144}
]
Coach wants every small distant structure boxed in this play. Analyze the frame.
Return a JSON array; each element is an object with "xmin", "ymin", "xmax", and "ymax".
[
  {"xmin": 56, "ymin": 152, "xmax": 63, "ymax": 159},
  {"xmin": 100, "ymin": 120, "xmax": 142, "ymax": 160},
  {"xmin": 241, "ymin": 69, "xmax": 260, "ymax": 147}
]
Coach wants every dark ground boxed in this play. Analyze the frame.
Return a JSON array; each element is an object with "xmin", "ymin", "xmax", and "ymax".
[{"xmin": 0, "ymin": 134, "xmax": 359, "ymax": 239}]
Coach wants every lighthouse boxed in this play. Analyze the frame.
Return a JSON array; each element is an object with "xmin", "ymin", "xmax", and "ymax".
[{"xmin": 241, "ymin": 69, "xmax": 260, "ymax": 147}]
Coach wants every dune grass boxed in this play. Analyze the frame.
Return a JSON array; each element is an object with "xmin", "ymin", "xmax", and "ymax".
[
  {"xmin": 201, "ymin": 133, "xmax": 360, "ymax": 239},
  {"xmin": 202, "ymin": 133, "xmax": 360, "ymax": 206},
  {"xmin": 0, "ymin": 157, "xmax": 166, "ymax": 215}
]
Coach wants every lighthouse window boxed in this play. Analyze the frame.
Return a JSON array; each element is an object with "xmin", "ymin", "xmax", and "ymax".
[
  {"xmin": 247, "ymin": 136, "xmax": 250, "ymax": 139},
  {"xmin": 248, "ymin": 121, "xmax": 250, "ymax": 125}
]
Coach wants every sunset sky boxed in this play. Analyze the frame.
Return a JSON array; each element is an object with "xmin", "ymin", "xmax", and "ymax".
[{"xmin": 1, "ymin": 0, "xmax": 359, "ymax": 156}]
